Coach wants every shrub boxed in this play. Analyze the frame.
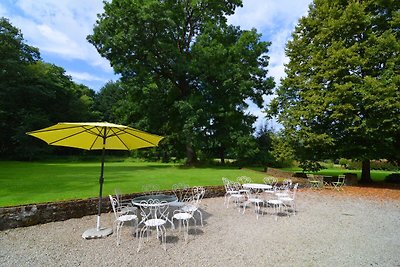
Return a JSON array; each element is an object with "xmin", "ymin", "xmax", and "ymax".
[
  {"xmin": 385, "ymin": 173, "xmax": 400, "ymax": 184},
  {"xmin": 298, "ymin": 160, "xmax": 326, "ymax": 173},
  {"xmin": 347, "ymin": 160, "xmax": 399, "ymax": 171},
  {"xmin": 339, "ymin": 158, "xmax": 349, "ymax": 168}
]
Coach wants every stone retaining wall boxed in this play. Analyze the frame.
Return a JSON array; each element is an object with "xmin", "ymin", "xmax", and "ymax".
[{"xmin": 0, "ymin": 186, "xmax": 225, "ymax": 231}]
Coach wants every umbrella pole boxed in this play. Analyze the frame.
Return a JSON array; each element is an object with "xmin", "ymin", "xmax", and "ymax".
[{"xmin": 96, "ymin": 133, "xmax": 106, "ymax": 231}]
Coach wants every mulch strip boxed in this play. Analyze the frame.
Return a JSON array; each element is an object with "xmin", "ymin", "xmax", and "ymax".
[{"xmin": 308, "ymin": 183, "xmax": 400, "ymax": 201}]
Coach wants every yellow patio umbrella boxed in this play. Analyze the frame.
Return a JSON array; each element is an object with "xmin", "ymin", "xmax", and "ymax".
[{"xmin": 27, "ymin": 122, "xmax": 164, "ymax": 239}]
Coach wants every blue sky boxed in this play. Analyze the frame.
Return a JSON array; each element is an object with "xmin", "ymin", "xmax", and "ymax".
[{"xmin": 1, "ymin": 0, "xmax": 312, "ymax": 128}]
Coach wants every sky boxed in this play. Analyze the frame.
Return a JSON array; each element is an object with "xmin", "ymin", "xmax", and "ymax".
[{"xmin": 1, "ymin": 0, "xmax": 312, "ymax": 129}]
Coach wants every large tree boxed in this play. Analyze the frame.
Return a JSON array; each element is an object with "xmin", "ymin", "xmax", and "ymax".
[
  {"xmin": 88, "ymin": 0, "xmax": 274, "ymax": 164},
  {"xmin": 0, "ymin": 18, "xmax": 96, "ymax": 159},
  {"xmin": 270, "ymin": 0, "xmax": 400, "ymax": 182}
]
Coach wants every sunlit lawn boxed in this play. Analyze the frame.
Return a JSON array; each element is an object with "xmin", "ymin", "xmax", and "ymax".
[{"xmin": 0, "ymin": 161, "xmax": 267, "ymax": 207}]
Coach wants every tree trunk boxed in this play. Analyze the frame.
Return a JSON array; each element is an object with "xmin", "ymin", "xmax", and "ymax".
[
  {"xmin": 185, "ymin": 144, "xmax": 197, "ymax": 166},
  {"xmin": 219, "ymin": 147, "xmax": 225, "ymax": 164},
  {"xmin": 360, "ymin": 159, "xmax": 373, "ymax": 184}
]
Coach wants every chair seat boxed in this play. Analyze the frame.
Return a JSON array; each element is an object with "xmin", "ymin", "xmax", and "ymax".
[
  {"xmin": 169, "ymin": 201, "xmax": 185, "ymax": 207},
  {"xmin": 118, "ymin": 214, "xmax": 137, "ymax": 222},
  {"xmin": 276, "ymin": 192, "xmax": 289, "ymax": 198},
  {"xmin": 264, "ymin": 189, "xmax": 275, "ymax": 194},
  {"xmin": 182, "ymin": 204, "xmax": 197, "ymax": 213},
  {"xmin": 248, "ymin": 198, "xmax": 264, "ymax": 204},
  {"xmin": 230, "ymin": 193, "xmax": 244, "ymax": 199},
  {"xmin": 279, "ymin": 197, "xmax": 293, "ymax": 202},
  {"xmin": 268, "ymin": 199, "xmax": 283, "ymax": 205},
  {"xmin": 120, "ymin": 206, "xmax": 137, "ymax": 214},
  {"xmin": 173, "ymin": 212, "xmax": 193, "ymax": 220},
  {"xmin": 145, "ymin": 218, "xmax": 166, "ymax": 227}
]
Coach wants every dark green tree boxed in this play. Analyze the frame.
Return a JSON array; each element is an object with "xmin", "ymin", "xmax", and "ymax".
[
  {"xmin": 88, "ymin": 0, "xmax": 274, "ymax": 164},
  {"xmin": 270, "ymin": 0, "xmax": 400, "ymax": 183},
  {"xmin": 93, "ymin": 81, "xmax": 126, "ymax": 122},
  {"xmin": 0, "ymin": 18, "xmax": 96, "ymax": 159}
]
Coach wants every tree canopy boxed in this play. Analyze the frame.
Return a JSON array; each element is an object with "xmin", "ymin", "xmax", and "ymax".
[
  {"xmin": 0, "ymin": 18, "xmax": 96, "ymax": 159},
  {"xmin": 270, "ymin": 0, "xmax": 400, "ymax": 182},
  {"xmin": 88, "ymin": 0, "xmax": 274, "ymax": 164}
]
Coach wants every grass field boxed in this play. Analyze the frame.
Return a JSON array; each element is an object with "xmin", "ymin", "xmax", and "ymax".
[
  {"xmin": 2, "ymin": 161, "xmax": 397, "ymax": 207},
  {"xmin": 0, "ymin": 161, "xmax": 267, "ymax": 207}
]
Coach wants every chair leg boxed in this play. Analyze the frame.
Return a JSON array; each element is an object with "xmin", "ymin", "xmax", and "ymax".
[{"xmin": 196, "ymin": 210, "xmax": 203, "ymax": 227}]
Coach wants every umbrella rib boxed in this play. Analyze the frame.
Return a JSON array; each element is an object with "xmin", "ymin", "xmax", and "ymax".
[
  {"xmin": 46, "ymin": 126, "xmax": 99, "ymax": 145},
  {"xmin": 88, "ymin": 126, "xmax": 104, "ymax": 150},
  {"xmin": 119, "ymin": 128, "xmax": 160, "ymax": 146},
  {"xmin": 108, "ymin": 128, "xmax": 131, "ymax": 150}
]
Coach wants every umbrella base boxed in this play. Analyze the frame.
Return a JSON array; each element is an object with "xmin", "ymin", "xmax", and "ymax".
[{"xmin": 82, "ymin": 227, "xmax": 113, "ymax": 239}]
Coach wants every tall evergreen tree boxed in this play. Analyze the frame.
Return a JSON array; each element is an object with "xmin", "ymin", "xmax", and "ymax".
[{"xmin": 270, "ymin": 0, "xmax": 400, "ymax": 182}]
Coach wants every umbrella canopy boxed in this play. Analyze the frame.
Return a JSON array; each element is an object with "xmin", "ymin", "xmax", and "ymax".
[
  {"xmin": 27, "ymin": 122, "xmax": 164, "ymax": 238},
  {"xmin": 27, "ymin": 122, "xmax": 163, "ymax": 150}
]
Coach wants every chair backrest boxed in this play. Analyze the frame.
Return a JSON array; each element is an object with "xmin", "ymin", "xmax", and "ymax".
[
  {"xmin": 109, "ymin": 195, "xmax": 119, "ymax": 219},
  {"xmin": 263, "ymin": 176, "xmax": 278, "ymax": 187},
  {"xmin": 281, "ymin": 179, "xmax": 292, "ymax": 190},
  {"xmin": 237, "ymin": 176, "xmax": 252, "ymax": 184},
  {"xmin": 139, "ymin": 199, "xmax": 169, "ymax": 220},
  {"xmin": 142, "ymin": 184, "xmax": 160, "ymax": 195},
  {"xmin": 114, "ymin": 188, "xmax": 124, "ymax": 206},
  {"xmin": 227, "ymin": 181, "xmax": 241, "ymax": 192},
  {"xmin": 292, "ymin": 183, "xmax": 299, "ymax": 199},
  {"xmin": 172, "ymin": 183, "xmax": 190, "ymax": 201},
  {"xmin": 193, "ymin": 186, "xmax": 205, "ymax": 202},
  {"xmin": 306, "ymin": 173, "xmax": 314, "ymax": 179},
  {"xmin": 337, "ymin": 175, "xmax": 346, "ymax": 184}
]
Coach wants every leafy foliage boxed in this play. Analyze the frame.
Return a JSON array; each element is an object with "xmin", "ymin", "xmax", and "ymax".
[
  {"xmin": 0, "ymin": 18, "xmax": 96, "ymax": 159},
  {"xmin": 270, "ymin": 0, "xmax": 400, "ymax": 182},
  {"xmin": 88, "ymin": 0, "xmax": 274, "ymax": 164},
  {"xmin": 299, "ymin": 160, "xmax": 325, "ymax": 173}
]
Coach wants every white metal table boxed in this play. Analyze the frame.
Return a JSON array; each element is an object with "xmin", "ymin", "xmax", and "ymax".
[{"xmin": 242, "ymin": 183, "xmax": 273, "ymax": 190}]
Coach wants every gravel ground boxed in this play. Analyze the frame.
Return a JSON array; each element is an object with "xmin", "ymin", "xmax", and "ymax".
[{"xmin": 1, "ymin": 189, "xmax": 399, "ymax": 267}]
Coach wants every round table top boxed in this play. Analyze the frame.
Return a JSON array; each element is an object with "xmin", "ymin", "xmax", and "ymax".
[
  {"xmin": 242, "ymin": 183, "xmax": 273, "ymax": 190},
  {"xmin": 131, "ymin": 194, "xmax": 178, "ymax": 207}
]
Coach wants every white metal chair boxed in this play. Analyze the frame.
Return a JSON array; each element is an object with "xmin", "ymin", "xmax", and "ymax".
[
  {"xmin": 222, "ymin": 177, "xmax": 244, "ymax": 208},
  {"xmin": 332, "ymin": 175, "xmax": 346, "ymax": 191},
  {"xmin": 266, "ymin": 197, "xmax": 284, "ymax": 221},
  {"xmin": 275, "ymin": 179, "xmax": 292, "ymax": 198},
  {"xmin": 171, "ymin": 194, "xmax": 197, "ymax": 242},
  {"xmin": 137, "ymin": 199, "xmax": 169, "ymax": 252},
  {"xmin": 237, "ymin": 175, "xmax": 252, "ymax": 184},
  {"xmin": 263, "ymin": 176, "xmax": 278, "ymax": 194},
  {"xmin": 114, "ymin": 188, "xmax": 137, "ymax": 214},
  {"xmin": 278, "ymin": 183, "xmax": 298, "ymax": 216},
  {"xmin": 142, "ymin": 184, "xmax": 160, "ymax": 195},
  {"xmin": 242, "ymin": 189, "xmax": 264, "ymax": 219},
  {"xmin": 109, "ymin": 195, "xmax": 138, "ymax": 245},
  {"xmin": 170, "ymin": 183, "xmax": 190, "ymax": 208},
  {"xmin": 181, "ymin": 186, "xmax": 205, "ymax": 226}
]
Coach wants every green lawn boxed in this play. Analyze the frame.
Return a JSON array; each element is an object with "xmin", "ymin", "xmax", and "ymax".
[
  {"xmin": 0, "ymin": 161, "xmax": 267, "ymax": 207},
  {"xmin": 282, "ymin": 167, "xmax": 396, "ymax": 182}
]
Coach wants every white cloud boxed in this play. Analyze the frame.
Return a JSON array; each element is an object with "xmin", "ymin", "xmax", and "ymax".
[
  {"xmin": 66, "ymin": 71, "xmax": 108, "ymax": 83},
  {"xmin": 228, "ymin": 0, "xmax": 312, "ymax": 129},
  {"xmin": 9, "ymin": 0, "xmax": 113, "ymax": 73}
]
